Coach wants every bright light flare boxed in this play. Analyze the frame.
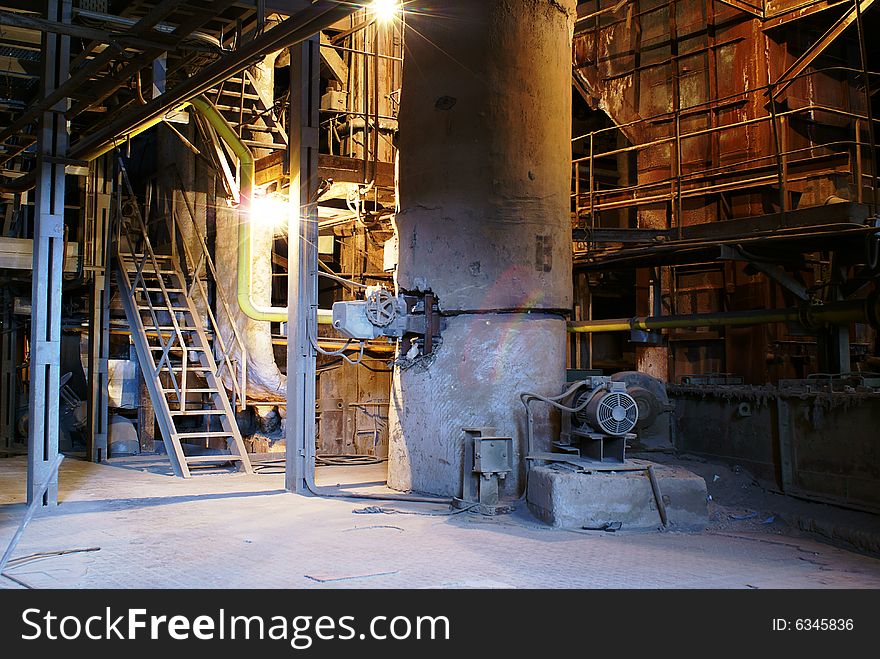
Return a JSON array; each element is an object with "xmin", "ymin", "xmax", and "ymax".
[
  {"xmin": 370, "ymin": 0, "xmax": 402, "ymax": 24},
  {"xmin": 250, "ymin": 192, "xmax": 291, "ymax": 231}
]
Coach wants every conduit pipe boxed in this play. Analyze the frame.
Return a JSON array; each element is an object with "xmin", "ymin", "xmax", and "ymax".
[
  {"xmin": 567, "ymin": 296, "xmax": 880, "ymax": 333},
  {"xmin": 188, "ymin": 96, "xmax": 332, "ymax": 324}
]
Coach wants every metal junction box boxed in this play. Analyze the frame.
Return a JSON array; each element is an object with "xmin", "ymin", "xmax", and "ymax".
[{"xmin": 474, "ymin": 437, "xmax": 513, "ymax": 475}]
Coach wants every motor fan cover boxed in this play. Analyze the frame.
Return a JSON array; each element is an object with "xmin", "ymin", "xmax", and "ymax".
[{"xmin": 584, "ymin": 389, "xmax": 639, "ymax": 436}]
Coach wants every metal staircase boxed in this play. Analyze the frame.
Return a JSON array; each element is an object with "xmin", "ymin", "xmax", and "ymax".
[
  {"xmin": 114, "ymin": 161, "xmax": 252, "ymax": 478},
  {"xmin": 206, "ymin": 70, "xmax": 288, "ymax": 152}
]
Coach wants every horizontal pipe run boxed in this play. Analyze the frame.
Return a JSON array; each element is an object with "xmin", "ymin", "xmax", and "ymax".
[{"xmin": 567, "ymin": 297, "xmax": 879, "ymax": 333}]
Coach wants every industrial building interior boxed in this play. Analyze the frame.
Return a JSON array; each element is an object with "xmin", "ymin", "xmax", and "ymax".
[{"xmin": 1, "ymin": 0, "xmax": 880, "ymax": 589}]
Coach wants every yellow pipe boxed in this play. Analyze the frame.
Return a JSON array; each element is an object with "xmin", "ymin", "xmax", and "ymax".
[
  {"xmin": 79, "ymin": 95, "xmax": 338, "ymax": 327},
  {"xmin": 77, "ymin": 104, "xmax": 190, "ymax": 162},
  {"xmin": 188, "ymin": 96, "xmax": 332, "ymax": 324},
  {"xmin": 567, "ymin": 298, "xmax": 878, "ymax": 333}
]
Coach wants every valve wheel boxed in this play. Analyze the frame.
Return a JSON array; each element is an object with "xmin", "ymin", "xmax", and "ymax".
[{"xmin": 365, "ymin": 289, "xmax": 397, "ymax": 327}]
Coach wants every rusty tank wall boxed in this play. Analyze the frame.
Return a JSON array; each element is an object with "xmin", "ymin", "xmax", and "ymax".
[{"xmin": 387, "ymin": 0, "xmax": 576, "ymax": 497}]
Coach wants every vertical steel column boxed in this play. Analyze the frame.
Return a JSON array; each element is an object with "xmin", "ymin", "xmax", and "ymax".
[
  {"xmin": 1, "ymin": 288, "xmax": 17, "ymax": 451},
  {"xmin": 86, "ymin": 155, "xmax": 111, "ymax": 462},
  {"xmin": 28, "ymin": 0, "xmax": 71, "ymax": 506},
  {"xmin": 285, "ymin": 36, "xmax": 320, "ymax": 493},
  {"xmin": 854, "ymin": 0, "xmax": 877, "ymax": 211}
]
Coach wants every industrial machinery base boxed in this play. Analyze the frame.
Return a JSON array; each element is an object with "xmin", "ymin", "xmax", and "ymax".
[{"xmin": 527, "ymin": 460, "xmax": 709, "ymax": 532}]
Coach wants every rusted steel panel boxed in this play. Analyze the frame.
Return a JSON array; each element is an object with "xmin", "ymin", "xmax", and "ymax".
[
  {"xmin": 573, "ymin": 0, "xmax": 864, "ymax": 228},
  {"xmin": 573, "ymin": 0, "xmax": 871, "ymax": 383}
]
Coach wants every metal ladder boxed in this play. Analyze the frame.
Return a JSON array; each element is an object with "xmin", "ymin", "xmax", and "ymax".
[
  {"xmin": 113, "ymin": 167, "xmax": 252, "ymax": 478},
  {"xmin": 205, "ymin": 71, "xmax": 288, "ymax": 152}
]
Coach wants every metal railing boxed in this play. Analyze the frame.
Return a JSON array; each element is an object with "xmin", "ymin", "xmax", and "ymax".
[
  {"xmin": 572, "ymin": 65, "xmax": 879, "ymax": 253},
  {"xmin": 116, "ymin": 158, "xmax": 192, "ymax": 411},
  {"xmin": 168, "ymin": 167, "xmax": 248, "ymax": 411}
]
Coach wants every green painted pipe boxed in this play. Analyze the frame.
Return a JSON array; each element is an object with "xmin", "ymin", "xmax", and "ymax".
[
  {"xmin": 567, "ymin": 297, "xmax": 879, "ymax": 333},
  {"xmin": 188, "ymin": 96, "xmax": 332, "ymax": 325},
  {"xmin": 86, "ymin": 95, "xmax": 333, "ymax": 324}
]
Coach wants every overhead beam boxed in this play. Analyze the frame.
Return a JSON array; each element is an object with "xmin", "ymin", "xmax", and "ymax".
[
  {"xmin": 763, "ymin": 0, "xmax": 849, "ymax": 30},
  {"xmin": 319, "ymin": 31, "xmax": 348, "ymax": 82},
  {"xmin": 69, "ymin": 0, "xmax": 358, "ymax": 161},
  {"xmin": 0, "ymin": 0, "xmax": 186, "ymax": 149},
  {"xmin": 67, "ymin": 0, "xmax": 239, "ymax": 118},
  {"xmin": 0, "ymin": 10, "xmax": 174, "ymax": 50},
  {"xmin": 714, "ymin": 0, "xmax": 764, "ymax": 18}
]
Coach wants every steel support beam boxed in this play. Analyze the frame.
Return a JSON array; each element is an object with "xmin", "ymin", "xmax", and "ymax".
[
  {"xmin": 771, "ymin": 0, "xmax": 875, "ymax": 99},
  {"xmin": 0, "ymin": 0, "xmax": 185, "ymax": 149},
  {"xmin": 0, "ymin": 288, "xmax": 17, "ymax": 452},
  {"xmin": 85, "ymin": 155, "xmax": 112, "ymax": 463},
  {"xmin": 67, "ymin": 0, "xmax": 238, "ymax": 119},
  {"xmin": 27, "ymin": 0, "xmax": 71, "ymax": 507},
  {"xmin": 285, "ymin": 36, "xmax": 320, "ymax": 494},
  {"xmin": 69, "ymin": 1, "xmax": 356, "ymax": 162}
]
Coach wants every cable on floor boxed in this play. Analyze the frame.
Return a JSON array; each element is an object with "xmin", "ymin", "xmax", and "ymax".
[{"xmin": 352, "ymin": 504, "xmax": 478, "ymax": 517}]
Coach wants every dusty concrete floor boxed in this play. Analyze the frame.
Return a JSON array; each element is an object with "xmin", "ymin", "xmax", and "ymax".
[{"xmin": 2, "ymin": 454, "xmax": 880, "ymax": 589}]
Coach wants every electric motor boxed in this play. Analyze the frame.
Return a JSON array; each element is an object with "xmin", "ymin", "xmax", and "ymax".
[{"xmin": 572, "ymin": 386, "xmax": 639, "ymax": 436}]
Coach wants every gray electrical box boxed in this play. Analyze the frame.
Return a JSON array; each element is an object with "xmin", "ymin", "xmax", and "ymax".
[
  {"xmin": 455, "ymin": 428, "xmax": 514, "ymax": 515},
  {"xmin": 475, "ymin": 437, "xmax": 513, "ymax": 475}
]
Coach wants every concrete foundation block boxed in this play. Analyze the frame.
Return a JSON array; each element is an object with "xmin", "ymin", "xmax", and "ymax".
[{"xmin": 527, "ymin": 461, "xmax": 708, "ymax": 531}]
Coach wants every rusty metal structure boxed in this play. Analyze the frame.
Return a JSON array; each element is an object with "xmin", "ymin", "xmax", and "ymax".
[
  {"xmin": 570, "ymin": 0, "xmax": 879, "ymax": 385},
  {"xmin": 0, "ymin": 1, "xmax": 877, "ymax": 515}
]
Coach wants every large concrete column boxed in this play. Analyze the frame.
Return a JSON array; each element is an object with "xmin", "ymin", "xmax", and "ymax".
[{"xmin": 388, "ymin": 0, "xmax": 576, "ymax": 497}]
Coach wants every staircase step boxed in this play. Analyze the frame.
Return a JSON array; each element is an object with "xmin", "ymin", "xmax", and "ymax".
[
  {"xmin": 140, "ymin": 287, "xmax": 185, "ymax": 293},
  {"xmin": 169, "ymin": 409, "xmax": 227, "ymax": 416},
  {"xmin": 149, "ymin": 346, "xmax": 206, "ymax": 352},
  {"xmin": 242, "ymin": 141, "xmax": 286, "ymax": 150},
  {"xmin": 176, "ymin": 431, "xmax": 234, "ymax": 439},
  {"xmin": 162, "ymin": 388, "xmax": 218, "ymax": 394},
  {"xmin": 184, "ymin": 455, "xmax": 244, "ymax": 463},
  {"xmin": 125, "ymin": 268, "xmax": 179, "ymax": 275},
  {"xmin": 215, "ymin": 91, "xmax": 260, "ymax": 100},
  {"xmin": 211, "ymin": 103, "xmax": 264, "ymax": 113},
  {"xmin": 211, "ymin": 77, "xmax": 244, "ymax": 86},
  {"xmin": 123, "ymin": 253, "xmax": 174, "ymax": 261},
  {"xmin": 137, "ymin": 305, "xmax": 191, "ymax": 312}
]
